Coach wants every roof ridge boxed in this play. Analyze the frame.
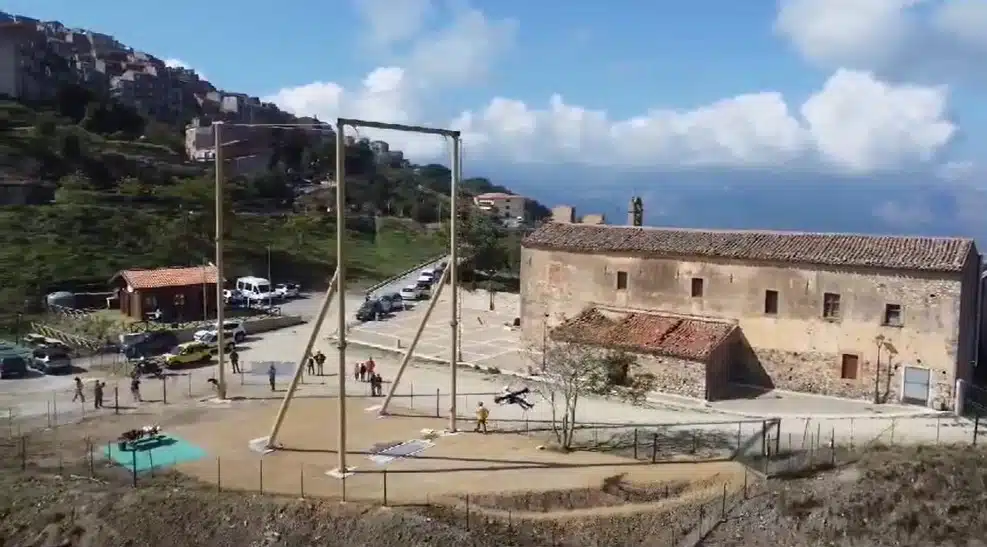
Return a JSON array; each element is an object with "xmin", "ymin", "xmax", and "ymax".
[{"xmin": 560, "ymin": 222, "xmax": 973, "ymax": 242}]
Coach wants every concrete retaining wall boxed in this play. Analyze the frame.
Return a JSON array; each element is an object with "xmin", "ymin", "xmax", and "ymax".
[{"xmin": 173, "ymin": 315, "xmax": 305, "ymax": 342}]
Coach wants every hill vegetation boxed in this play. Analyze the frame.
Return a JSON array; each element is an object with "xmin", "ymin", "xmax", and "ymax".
[{"xmin": 0, "ymin": 86, "xmax": 548, "ymax": 331}]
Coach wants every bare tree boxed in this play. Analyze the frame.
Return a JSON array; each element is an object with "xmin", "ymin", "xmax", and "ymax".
[{"xmin": 533, "ymin": 341, "xmax": 605, "ymax": 450}]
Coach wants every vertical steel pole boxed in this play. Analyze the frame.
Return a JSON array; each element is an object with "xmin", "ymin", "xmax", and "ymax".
[
  {"xmin": 449, "ymin": 136, "xmax": 460, "ymax": 431},
  {"xmin": 335, "ymin": 120, "xmax": 348, "ymax": 472},
  {"xmin": 213, "ymin": 121, "xmax": 226, "ymax": 399},
  {"xmin": 265, "ymin": 271, "xmax": 338, "ymax": 447}
]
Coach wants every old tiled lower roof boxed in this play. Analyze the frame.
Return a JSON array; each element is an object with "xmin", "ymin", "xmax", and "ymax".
[
  {"xmin": 113, "ymin": 266, "xmax": 219, "ymax": 290},
  {"xmin": 550, "ymin": 307, "xmax": 735, "ymax": 362},
  {"xmin": 523, "ymin": 223, "xmax": 974, "ymax": 273}
]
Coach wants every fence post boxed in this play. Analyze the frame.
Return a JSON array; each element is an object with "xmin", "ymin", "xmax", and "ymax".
[
  {"xmin": 382, "ymin": 469, "xmax": 388, "ymax": 506},
  {"xmin": 721, "ymin": 483, "xmax": 727, "ymax": 520},
  {"xmin": 465, "ymin": 493, "xmax": 470, "ymax": 531},
  {"xmin": 88, "ymin": 441, "xmax": 95, "ymax": 477},
  {"xmin": 651, "ymin": 433, "xmax": 658, "ymax": 463},
  {"xmin": 830, "ymin": 427, "xmax": 836, "ymax": 466},
  {"xmin": 774, "ymin": 420, "xmax": 780, "ymax": 456},
  {"xmin": 131, "ymin": 449, "xmax": 138, "ymax": 488},
  {"xmin": 162, "ymin": 377, "xmax": 168, "ymax": 404},
  {"xmin": 736, "ymin": 422, "xmax": 742, "ymax": 455},
  {"xmin": 974, "ymin": 415, "xmax": 980, "ymax": 446},
  {"xmin": 849, "ymin": 417, "xmax": 854, "ymax": 450},
  {"xmin": 46, "ymin": 401, "xmax": 52, "ymax": 429},
  {"xmin": 259, "ymin": 459, "xmax": 264, "ymax": 494},
  {"xmin": 761, "ymin": 420, "xmax": 767, "ymax": 456},
  {"xmin": 300, "ymin": 464, "xmax": 305, "ymax": 498},
  {"xmin": 188, "ymin": 373, "xmax": 192, "ymax": 397},
  {"xmin": 435, "ymin": 388, "xmax": 440, "ymax": 417},
  {"xmin": 114, "ymin": 387, "xmax": 119, "ymax": 414},
  {"xmin": 633, "ymin": 428, "xmax": 638, "ymax": 460},
  {"xmin": 217, "ymin": 458, "xmax": 222, "ymax": 492},
  {"xmin": 410, "ymin": 383, "xmax": 414, "ymax": 408},
  {"xmin": 20, "ymin": 435, "xmax": 26, "ymax": 470},
  {"xmin": 699, "ymin": 504, "xmax": 704, "ymax": 532},
  {"xmin": 743, "ymin": 467, "xmax": 748, "ymax": 499}
]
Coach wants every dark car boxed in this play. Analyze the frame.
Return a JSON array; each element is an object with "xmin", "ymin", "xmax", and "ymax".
[
  {"xmin": 356, "ymin": 299, "xmax": 384, "ymax": 321},
  {"xmin": 121, "ymin": 330, "xmax": 179, "ymax": 360},
  {"xmin": 31, "ymin": 347, "xmax": 73, "ymax": 375},
  {"xmin": 380, "ymin": 292, "xmax": 405, "ymax": 311},
  {"xmin": 0, "ymin": 355, "xmax": 29, "ymax": 379}
]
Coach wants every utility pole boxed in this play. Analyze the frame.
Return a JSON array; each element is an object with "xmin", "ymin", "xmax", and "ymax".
[
  {"xmin": 449, "ymin": 136, "xmax": 460, "ymax": 432},
  {"xmin": 213, "ymin": 121, "xmax": 226, "ymax": 400},
  {"xmin": 334, "ymin": 118, "xmax": 348, "ymax": 474}
]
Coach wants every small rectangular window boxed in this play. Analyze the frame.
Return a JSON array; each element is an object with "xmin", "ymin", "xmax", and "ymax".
[
  {"xmin": 764, "ymin": 290, "xmax": 779, "ymax": 315},
  {"xmin": 883, "ymin": 304, "xmax": 902, "ymax": 326},
  {"xmin": 823, "ymin": 292, "xmax": 841, "ymax": 319},
  {"xmin": 691, "ymin": 278, "xmax": 704, "ymax": 298},
  {"xmin": 840, "ymin": 354, "xmax": 859, "ymax": 380},
  {"xmin": 616, "ymin": 271, "xmax": 628, "ymax": 290}
]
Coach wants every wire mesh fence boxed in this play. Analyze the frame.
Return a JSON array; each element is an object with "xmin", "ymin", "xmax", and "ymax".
[{"xmin": 0, "ymin": 430, "xmax": 770, "ymax": 547}]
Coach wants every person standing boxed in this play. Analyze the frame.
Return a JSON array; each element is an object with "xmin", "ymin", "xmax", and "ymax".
[
  {"xmin": 93, "ymin": 381, "xmax": 104, "ymax": 409},
  {"xmin": 268, "ymin": 363, "xmax": 277, "ymax": 391},
  {"xmin": 315, "ymin": 350, "xmax": 326, "ymax": 376},
  {"xmin": 353, "ymin": 361, "xmax": 361, "ymax": 382},
  {"xmin": 359, "ymin": 362, "xmax": 367, "ymax": 382},
  {"xmin": 306, "ymin": 356, "xmax": 315, "ymax": 375},
  {"xmin": 72, "ymin": 377, "xmax": 85, "ymax": 403},
  {"xmin": 365, "ymin": 357, "xmax": 376, "ymax": 379},
  {"xmin": 230, "ymin": 349, "xmax": 241, "ymax": 374},
  {"xmin": 474, "ymin": 402, "xmax": 489, "ymax": 434},
  {"xmin": 130, "ymin": 376, "xmax": 142, "ymax": 402}
]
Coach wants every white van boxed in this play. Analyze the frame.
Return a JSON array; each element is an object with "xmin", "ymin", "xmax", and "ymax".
[{"xmin": 235, "ymin": 276, "xmax": 275, "ymax": 302}]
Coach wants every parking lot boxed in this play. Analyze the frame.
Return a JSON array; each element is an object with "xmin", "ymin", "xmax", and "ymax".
[{"xmin": 346, "ymin": 290, "xmax": 533, "ymax": 373}]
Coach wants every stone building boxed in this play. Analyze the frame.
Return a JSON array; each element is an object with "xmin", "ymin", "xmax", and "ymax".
[{"xmin": 520, "ymin": 222, "xmax": 982, "ymax": 410}]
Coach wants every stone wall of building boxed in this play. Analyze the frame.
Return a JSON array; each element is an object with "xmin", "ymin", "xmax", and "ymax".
[
  {"xmin": 635, "ymin": 354, "xmax": 707, "ymax": 400},
  {"xmin": 521, "ymin": 247, "xmax": 978, "ymax": 409}
]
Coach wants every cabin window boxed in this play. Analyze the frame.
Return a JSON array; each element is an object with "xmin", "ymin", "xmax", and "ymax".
[
  {"xmin": 823, "ymin": 292, "xmax": 841, "ymax": 319},
  {"xmin": 883, "ymin": 304, "xmax": 903, "ymax": 326},
  {"xmin": 690, "ymin": 278, "xmax": 704, "ymax": 298},
  {"xmin": 764, "ymin": 290, "xmax": 779, "ymax": 315},
  {"xmin": 616, "ymin": 271, "xmax": 628, "ymax": 290}
]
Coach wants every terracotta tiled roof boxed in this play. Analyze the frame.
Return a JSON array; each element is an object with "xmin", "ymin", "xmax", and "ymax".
[
  {"xmin": 523, "ymin": 223, "xmax": 974, "ymax": 273},
  {"xmin": 114, "ymin": 266, "xmax": 218, "ymax": 290},
  {"xmin": 550, "ymin": 307, "xmax": 735, "ymax": 362}
]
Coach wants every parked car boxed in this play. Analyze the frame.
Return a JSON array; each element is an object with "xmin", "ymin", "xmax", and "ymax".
[
  {"xmin": 194, "ymin": 320, "xmax": 247, "ymax": 343},
  {"xmin": 400, "ymin": 285, "xmax": 422, "ymax": 301},
  {"xmin": 0, "ymin": 354, "xmax": 28, "ymax": 379},
  {"xmin": 356, "ymin": 299, "xmax": 385, "ymax": 321},
  {"xmin": 274, "ymin": 283, "xmax": 301, "ymax": 299},
  {"xmin": 120, "ymin": 330, "xmax": 179, "ymax": 360},
  {"xmin": 416, "ymin": 280, "xmax": 433, "ymax": 299},
  {"xmin": 380, "ymin": 292, "xmax": 405, "ymax": 311},
  {"xmin": 193, "ymin": 331, "xmax": 237, "ymax": 354},
  {"xmin": 31, "ymin": 347, "xmax": 73, "ymax": 375},
  {"xmin": 417, "ymin": 269, "xmax": 435, "ymax": 285},
  {"xmin": 162, "ymin": 342, "xmax": 212, "ymax": 368}
]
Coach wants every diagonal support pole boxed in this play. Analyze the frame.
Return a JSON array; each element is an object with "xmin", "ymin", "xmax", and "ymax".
[
  {"xmin": 265, "ymin": 270, "xmax": 338, "ymax": 448},
  {"xmin": 379, "ymin": 263, "xmax": 450, "ymax": 415}
]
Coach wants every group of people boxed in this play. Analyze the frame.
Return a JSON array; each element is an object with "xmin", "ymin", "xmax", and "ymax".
[
  {"xmin": 354, "ymin": 358, "xmax": 384, "ymax": 396},
  {"xmin": 71, "ymin": 376, "xmax": 135, "ymax": 410},
  {"xmin": 306, "ymin": 350, "xmax": 327, "ymax": 376}
]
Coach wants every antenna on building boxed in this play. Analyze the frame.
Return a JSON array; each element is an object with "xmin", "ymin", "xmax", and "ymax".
[{"xmin": 628, "ymin": 196, "xmax": 643, "ymax": 227}]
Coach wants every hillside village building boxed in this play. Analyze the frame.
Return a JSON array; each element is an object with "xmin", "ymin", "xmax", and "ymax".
[{"xmin": 520, "ymin": 221, "xmax": 982, "ymax": 410}]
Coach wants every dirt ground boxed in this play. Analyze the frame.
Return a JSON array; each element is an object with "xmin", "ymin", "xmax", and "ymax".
[
  {"xmin": 0, "ymin": 392, "xmax": 745, "ymax": 546},
  {"xmin": 701, "ymin": 444, "xmax": 987, "ymax": 546},
  {"xmin": 168, "ymin": 396, "xmax": 747, "ymax": 507}
]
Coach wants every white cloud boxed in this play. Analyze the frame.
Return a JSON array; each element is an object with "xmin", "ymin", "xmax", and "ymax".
[
  {"xmin": 163, "ymin": 58, "xmax": 189, "ymax": 69},
  {"xmin": 775, "ymin": 0, "xmax": 987, "ymax": 84},
  {"xmin": 354, "ymin": 0, "xmax": 434, "ymax": 47},
  {"xmin": 264, "ymin": 1, "xmax": 957, "ymax": 174}
]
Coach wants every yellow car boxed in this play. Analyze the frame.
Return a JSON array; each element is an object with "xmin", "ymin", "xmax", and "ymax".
[{"xmin": 162, "ymin": 342, "xmax": 212, "ymax": 368}]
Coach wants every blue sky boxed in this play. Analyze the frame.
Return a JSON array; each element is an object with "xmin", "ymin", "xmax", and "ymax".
[{"xmin": 5, "ymin": 0, "xmax": 987, "ymax": 241}]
